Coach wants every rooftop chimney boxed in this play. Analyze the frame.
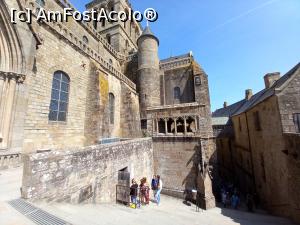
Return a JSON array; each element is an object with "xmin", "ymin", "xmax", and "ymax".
[
  {"xmin": 264, "ymin": 72, "xmax": 280, "ymax": 89},
  {"xmin": 223, "ymin": 101, "xmax": 228, "ymax": 108},
  {"xmin": 245, "ymin": 89, "xmax": 253, "ymax": 100}
]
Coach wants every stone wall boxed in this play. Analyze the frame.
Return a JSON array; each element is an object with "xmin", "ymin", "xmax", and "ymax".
[
  {"xmin": 22, "ymin": 22, "xmax": 91, "ymax": 152},
  {"xmin": 153, "ymin": 136, "xmax": 216, "ymax": 208},
  {"xmin": 278, "ymin": 66, "xmax": 300, "ymax": 133},
  {"xmin": 163, "ymin": 67, "xmax": 195, "ymax": 105},
  {"xmin": 284, "ymin": 133, "xmax": 300, "ymax": 224},
  {"xmin": 232, "ymin": 96, "xmax": 290, "ymax": 216},
  {"xmin": 21, "ymin": 138, "xmax": 153, "ymax": 203}
]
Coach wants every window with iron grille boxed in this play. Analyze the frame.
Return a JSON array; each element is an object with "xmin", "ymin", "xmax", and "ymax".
[
  {"xmin": 293, "ymin": 113, "xmax": 300, "ymax": 133},
  {"xmin": 48, "ymin": 71, "xmax": 69, "ymax": 122}
]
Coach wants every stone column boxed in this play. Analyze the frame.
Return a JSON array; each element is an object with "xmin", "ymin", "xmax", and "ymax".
[
  {"xmin": 174, "ymin": 118, "xmax": 177, "ymax": 135},
  {"xmin": 0, "ymin": 75, "xmax": 7, "ymax": 142},
  {"xmin": 0, "ymin": 72, "xmax": 24, "ymax": 150},
  {"xmin": 184, "ymin": 116, "xmax": 187, "ymax": 134},
  {"xmin": 1, "ymin": 75, "xmax": 17, "ymax": 149},
  {"xmin": 164, "ymin": 119, "xmax": 168, "ymax": 134},
  {"xmin": 196, "ymin": 116, "xmax": 199, "ymax": 131}
]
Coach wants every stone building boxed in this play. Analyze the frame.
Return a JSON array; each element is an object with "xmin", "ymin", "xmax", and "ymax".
[
  {"xmin": 213, "ymin": 63, "xmax": 300, "ymax": 223},
  {"xmin": 0, "ymin": 0, "xmax": 216, "ymax": 208}
]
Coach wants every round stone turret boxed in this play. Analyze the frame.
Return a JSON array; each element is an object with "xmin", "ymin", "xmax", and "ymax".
[{"xmin": 137, "ymin": 26, "xmax": 160, "ymax": 118}]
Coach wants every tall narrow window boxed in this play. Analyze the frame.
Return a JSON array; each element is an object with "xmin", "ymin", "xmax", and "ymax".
[
  {"xmin": 141, "ymin": 119, "xmax": 147, "ymax": 130},
  {"xmin": 82, "ymin": 36, "xmax": 88, "ymax": 50},
  {"xmin": 101, "ymin": 18, "xmax": 106, "ymax": 27},
  {"xmin": 93, "ymin": 18, "xmax": 98, "ymax": 30},
  {"xmin": 174, "ymin": 87, "xmax": 181, "ymax": 100},
  {"xmin": 109, "ymin": 93, "xmax": 115, "ymax": 124},
  {"xmin": 49, "ymin": 71, "xmax": 70, "ymax": 122},
  {"xmin": 293, "ymin": 113, "xmax": 300, "ymax": 133}
]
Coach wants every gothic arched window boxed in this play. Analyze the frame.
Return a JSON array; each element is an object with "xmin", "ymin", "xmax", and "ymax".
[
  {"xmin": 83, "ymin": 36, "xmax": 88, "ymax": 44},
  {"xmin": 109, "ymin": 93, "xmax": 115, "ymax": 124},
  {"xmin": 49, "ymin": 71, "xmax": 70, "ymax": 122},
  {"xmin": 174, "ymin": 87, "xmax": 181, "ymax": 100}
]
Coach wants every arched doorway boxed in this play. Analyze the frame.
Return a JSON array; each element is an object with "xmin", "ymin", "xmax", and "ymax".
[{"xmin": 0, "ymin": 2, "xmax": 25, "ymax": 149}]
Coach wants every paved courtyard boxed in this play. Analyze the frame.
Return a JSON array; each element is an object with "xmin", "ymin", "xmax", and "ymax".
[{"xmin": 0, "ymin": 167, "xmax": 297, "ymax": 225}]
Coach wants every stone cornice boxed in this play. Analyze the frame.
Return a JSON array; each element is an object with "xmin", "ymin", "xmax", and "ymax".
[
  {"xmin": 0, "ymin": 71, "xmax": 26, "ymax": 83},
  {"xmin": 160, "ymin": 58, "xmax": 192, "ymax": 71},
  {"xmin": 147, "ymin": 102, "xmax": 205, "ymax": 111}
]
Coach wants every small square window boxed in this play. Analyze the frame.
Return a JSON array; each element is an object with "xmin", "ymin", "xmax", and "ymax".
[
  {"xmin": 141, "ymin": 120, "xmax": 147, "ymax": 130},
  {"xmin": 195, "ymin": 76, "xmax": 201, "ymax": 86}
]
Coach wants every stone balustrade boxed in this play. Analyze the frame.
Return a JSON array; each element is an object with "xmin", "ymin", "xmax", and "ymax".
[
  {"xmin": 160, "ymin": 57, "xmax": 192, "ymax": 70},
  {"xmin": 21, "ymin": 0, "xmax": 134, "ymax": 90},
  {"xmin": 52, "ymin": 0, "xmax": 126, "ymax": 61},
  {"xmin": 0, "ymin": 153, "xmax": 22, "ymax": 170}
]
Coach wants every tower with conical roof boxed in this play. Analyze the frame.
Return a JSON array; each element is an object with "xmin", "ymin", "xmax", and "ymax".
[{"xmin": 137, "ymin": 26, "xmax": 160, "ymax": 119}]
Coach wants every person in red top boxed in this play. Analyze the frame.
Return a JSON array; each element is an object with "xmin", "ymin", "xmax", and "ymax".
[{"xmin": 140, "ymin": 177, "xmax": 150, "ymax": 205}]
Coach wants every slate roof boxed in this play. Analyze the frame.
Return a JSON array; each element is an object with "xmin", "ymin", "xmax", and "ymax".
[
  {"xmin": 213, "ymin": 62, "xmax": 300, "ymax": 118},
  {"xmin": 233, "ymin": 62, "xmax": 300, "ymax": 116},
  {"xmin": 213, "ymin": 99, "xmax": 247, "ymax": 118},
  {"xmin": 137, "ymin": 26, "xmax": 159, "ymax": 45}
]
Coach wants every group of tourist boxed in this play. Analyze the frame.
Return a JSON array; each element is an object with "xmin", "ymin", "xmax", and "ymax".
[
  {"xmin": 129, "ymin": 175, "xmax": 162, "ymax": 208},
  {"xmin": 219, "ymin": 181, "xmax": 259, "ymax": 212},
  {"xmin": 221, "ymin": 183, "xmax": 240, "ymax": 210}
]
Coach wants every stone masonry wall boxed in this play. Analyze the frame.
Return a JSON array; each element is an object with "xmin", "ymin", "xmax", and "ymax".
[
  {"xmin": 22, "ymin": 24, "xmax": 91, "ymax": 152},
  {"xmin": 284, "ymin": 133, "xmax": 300, "ymax": 224},
  {"xmin": 163, "ymin": 67, "xmax": 195, "ymax": 105},
  {"xmin": 153, "ymin": 137, "xmax": 215, "ymax": 197},
  {"xmin": 277, "ymin": 66, "xmax": 300, "ymax": 133},
  {"xmin": 21, "ymin": 138, "xmax": 153, "ymax": 203}
]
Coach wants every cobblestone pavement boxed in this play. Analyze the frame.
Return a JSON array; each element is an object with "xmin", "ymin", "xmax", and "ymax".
[{"xmin": 0, "ymin": 167, "xmax": 297, "ymax": 225}]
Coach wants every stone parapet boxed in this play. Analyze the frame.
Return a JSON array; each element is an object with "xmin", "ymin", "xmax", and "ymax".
[{"xmin": 21, "ymin": 138, "xmax": 154, "ymax": 204}]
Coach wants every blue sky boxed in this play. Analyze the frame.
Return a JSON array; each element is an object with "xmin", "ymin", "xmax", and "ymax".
[{"xmin": 72, "ymin": 0, "xmax": 300, "ymax": 111}]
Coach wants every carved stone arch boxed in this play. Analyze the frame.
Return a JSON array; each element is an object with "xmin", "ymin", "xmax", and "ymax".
[
  {"xmin": 0, "ymin": 0, "xmax": 25, "ymax": 74},
  {"xmin": 48, "ymin": 65, "xmax": 73, "ymax": 78},
  {"xmin": 0, "ymin": 0, "xmax": 26, "ymax": 149}
]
